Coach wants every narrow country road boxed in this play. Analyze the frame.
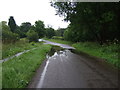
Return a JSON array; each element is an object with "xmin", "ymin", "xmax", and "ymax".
[{"xmin": 28, "ymin": 39, "xmax": 118, "ymax": 88}]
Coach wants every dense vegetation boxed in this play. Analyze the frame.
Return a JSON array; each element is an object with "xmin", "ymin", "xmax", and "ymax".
[
  {"xmin": 51, "ymin": 2, "xmax": 120, "ymax": 45},
  {"xmin": 2, "ymin": 21, "xmax": 19, "ymax": 43},
  {"xmin": 45, "ymin": 27, "xmax": 55, "ymax": 38},
  {"xmin": 72, "ymin": 42, "xmax": 119, "ymax": 68},
  {"xmin": 3, "ymin": 44, "xmax": 52, "ymax": 88},
  {"xmin": 1, "ymin": 16, "xmax": 55, "ymax": 88},
  {"xmin": 55, "ymin": 28, "xmax": 66, "ymax": 37},
  {"xmin": 1, "ymin": 2, "xmax": 120, "ymax": 88},
  {"xmin": 2, "ymin": 39, "xmax": 39, "ymax": 59},
  {"xmin": 49, "ymin": 2, "xmax": 119, "ymax": 68},
  {"xmin": 1, "ymin": 16, "xmax": 56, "ymax": 43}
]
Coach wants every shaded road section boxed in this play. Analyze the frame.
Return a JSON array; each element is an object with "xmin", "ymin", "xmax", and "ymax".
[{"xmin": 28, "ymin": 40, "xmax": 118, "ymax": 88}]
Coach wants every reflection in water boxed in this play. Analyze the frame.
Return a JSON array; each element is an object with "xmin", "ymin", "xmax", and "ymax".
[
  {"xmin": 37, "ymin": 45, "xmax": 74, "ymax": 88},
  {"xmin": 47, "ymin": 46, "xmax": 64, "ymax": 58},
  {"xmin": 46, "ymin": 46, "xmax": 72, "ymax": 60}
]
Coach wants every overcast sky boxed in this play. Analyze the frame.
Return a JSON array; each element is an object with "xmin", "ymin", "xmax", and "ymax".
[{"xmin": 0, "ymin": 0, "xmax": 70, "ymax": 29}]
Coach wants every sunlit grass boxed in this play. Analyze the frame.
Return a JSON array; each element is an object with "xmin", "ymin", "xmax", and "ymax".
[{"xmin": 2, "ymin": 44, "xmax": 52, "ymax": 88}]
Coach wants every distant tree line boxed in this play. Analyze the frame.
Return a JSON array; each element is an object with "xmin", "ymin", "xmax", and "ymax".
[
  {"xmin": 1, "ymin": 16, "xmax": 57, "ymax": 43},
  {"xmin": 51, "ymin": 2, "xmax": 120, "ymax": 44},
  {"xmin": 2, "ymin": 21, "xmax": 19, "ymax": 43}
]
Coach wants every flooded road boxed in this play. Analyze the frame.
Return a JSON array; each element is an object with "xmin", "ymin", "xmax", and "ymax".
[{"xmin": 28, "ymin": 40, "xmax": 118, "ymax": 88}]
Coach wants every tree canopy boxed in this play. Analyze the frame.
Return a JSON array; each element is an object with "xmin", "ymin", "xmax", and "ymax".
[
  {"xmin": 45, "ymin": 27, "xmax": 55, "ymax": 38},
  {"xmin": 35, "ymin": 20, "xmax": 45, "ymax": 38},
  {"xmin": 26, "ymin": 29, "xmax": 39, "ymax": 42},
  {"xmin": 8, "ymin": 16, "xmax": 17, "ymax": 33},
  {"xmin": 55, "ymin": 28, "xmax": 66, "ymax": 37},
  {"xmin": 19, "ymin": 22, "xmax": 32, "ymax": 38},
  {"xmin": 51, "ymin": 2, "xmax": 120, "ymax": 44},
  {"xmin": 2, "ymin": 21, "xmax": 19, "ymax": 43}
]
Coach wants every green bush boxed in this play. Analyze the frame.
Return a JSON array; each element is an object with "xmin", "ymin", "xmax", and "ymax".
[
  {"xmin": 45, "ymin": 28, "xmax": 55, "ymax": 39},
  {"xmin": 26, "ymin": 29, "xmax": 39, "ymax": 42},
  {"xmin": 2, "ymin": 21, "xmax": 19, "ymax": 43},
  {"xmin": 2, "ymin": 29, "xmax": 19, "ymax": 43}
]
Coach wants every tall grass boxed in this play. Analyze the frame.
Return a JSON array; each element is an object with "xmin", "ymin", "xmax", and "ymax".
[
  {"xmin": 0, "ymin": 41, "xmax": 2, "ymax": 60},
  {"xmin": 0, "ymin": 63, "xmax": 2, "ymax": 89},
  {"xmin": 0, "ymin": 41, "xmax": 2, "ymax": 89},
  {"xmin": 2, "ymin": 38, "xmax": 40, "ymax": 59},
  {"xmin": 72, "ymin": 42, "xmax": 119, "ymax": 68},
  {"xmin": 46, "ymin": 39, "xmax": 119, "ymax": 68},
  {"xmin": 3, "ymin": 44, "xmax": 52, "ymax": 88}
]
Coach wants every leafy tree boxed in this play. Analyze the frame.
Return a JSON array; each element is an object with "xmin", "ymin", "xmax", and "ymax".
[
  {"xmin": 26, "ymin": 29, "xmax": 39, "ymax": 42},
  {"xmin": 35, "ymin": 20, "xmax": 45, "ymax": 38},
  {"xmin": 20, "ymin": 22, "xmax": 31, "ymax": 32},
  {"xmin": 2, "ymin": 21, "xmax": 19, "ymax": 43},
  {"xmin": 17, "ymin": 22, "xmax": 32, "ymax": 38},
  {"xmin": 8, "ymin": 16, "xmax": 17, "ymax": 33},
  {"xmin": 55, "ymin": 28, "xmax": 66, "ymax": 37},
  {"xmin": 51, "ymin": 2, "xmax": 120, "ymax": 44},
  {"xmin": 45, "ymin": 27, "xmax": 55, "ymax": 38}
]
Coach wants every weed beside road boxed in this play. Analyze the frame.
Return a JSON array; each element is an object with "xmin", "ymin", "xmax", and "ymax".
[
  {"xmin": 2, "ymin": 44, "xmax": 52, "ymax": 88},
  {"xmin": 2, "ymin": 38, "xmax": 41, "ymax": 59},
  {"xmin": 73, "ymin": 42, "xmax": 119, "ymax": 68},
  {"xmin": 46, "ymin": 39, "xmax": 119, "ymax": 68}
]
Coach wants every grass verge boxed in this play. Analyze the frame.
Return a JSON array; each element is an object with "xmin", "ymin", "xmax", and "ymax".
[
  {"xmin": 2, "ymin": 44, "xmax": 52, "ymax": 88},
  {"xmin": 46, "ymin": 39, "xmax": 119, "ymax": 68},
  {"xmin": 2, "ymin": 38, "xmax": 41, "ymax": 59},
  {"xmin": 0, "ymin": 63, "xmax": 2, "ymax": 89},
  {"xmin": 72, "ymin": 42, "xmax": 119, "ymax": 68}
]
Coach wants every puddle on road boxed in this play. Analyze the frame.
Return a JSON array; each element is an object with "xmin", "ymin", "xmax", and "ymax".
[
  {"xmin": 37, "ymin": 46, "xmax": 73, "ymax": 88},
  {"xmin": 46, "ymin": 46, "xmax": 67, "ymax": 58},
  {"xmin": 46, "ymin": 45, "xmax": 75, "ymax": 60}
]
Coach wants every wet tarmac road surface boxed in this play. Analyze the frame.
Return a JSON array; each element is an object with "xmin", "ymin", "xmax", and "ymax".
[
  {"xmin": 39, "ymin": 39, "xmax": 75, "ymax": 49},
  {"xmin": 28, "ymin": 40, "xmax": 118, "ymax": 88}
]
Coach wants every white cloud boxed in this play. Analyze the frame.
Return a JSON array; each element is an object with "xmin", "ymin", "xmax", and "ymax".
[{"xmin": 0, "ymin": 0, "xmax": 69, "ymax": 29}]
